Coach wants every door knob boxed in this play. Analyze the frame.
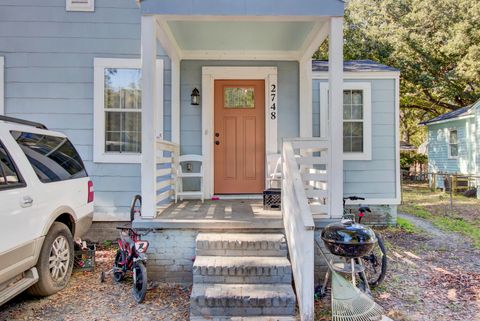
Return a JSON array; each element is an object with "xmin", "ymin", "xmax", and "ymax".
[
  {"xmin": 215, "ymin": 133, "xmax": 220, "ymax": 137},
  {"xmin": 215, "ymin": 141, "xmax": 220, "ymax": 145}
]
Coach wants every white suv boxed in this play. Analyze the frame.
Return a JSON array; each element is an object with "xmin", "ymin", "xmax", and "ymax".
[{"xmin": 0, "ymin": 116, "xmax": 93, "ymax": 305}]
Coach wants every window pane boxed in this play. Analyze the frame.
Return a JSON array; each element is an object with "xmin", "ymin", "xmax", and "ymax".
[
  {"xmin": 450, "ymin": 130, "xmax": 458, "ymax": 144},
  {"xmin": 343, "ymin": 90, "xmax": 352, "ymax": 105},
  {"xmin": 105, "ymin": 111, "xmax": 141, "ymax": 153},
  {"xmin": 104, "ymin": 68, "xmax": 141, "ymax": 110},
  {"xmin": 352, "ymin": 90, "xmax": 363, "ymax": 105},
  {"xmin": 12, "ymin": 131, "xmax": 87, "ymax": 183},
  {"xmin": 106, "ymin": 132, "xmax": 121, "ymax": 152},
  {"xmin": 351, "ymin": 138, "xmax": 363, "ymax": 152},
  {"xmin": 343, "ymin": 104, "xmax": 352, "ymax": 120},
  {"xmin": 351, "ymin": 122, "xmax": 363, "ymax": 137},
  {"xmin": 343, "ymin": 122, "xmax": 364, "ymax": 153},
  {"xmin": 450, "ymin": 144, "xmax": 458, "ymax": 157},
  {"xmin": 224, "ymin": 87, "xmax": 255, "ymax": 108},
  {"xmin": 343, "ymin": 137, "xmax": 352, "ymax": 153},
  {"xmin": 351, "ymin": 105, "xmax": 363, "ymax": 120},
  {"xmin": 0, "ymin": 143, "xmax": 21, "ymax": 185},
  {"xmin": 343, "ymin": 89, "xmax": 364, "ymax": 154},
  {"xmin": 106, "ymin": 111, "xmax": 121, "ymax": 132}
]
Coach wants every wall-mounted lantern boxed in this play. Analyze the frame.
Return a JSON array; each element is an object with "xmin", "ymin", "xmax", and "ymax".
[{"xmin": 191, "ymin": 88, "xmax": 200, "ymax": 106}]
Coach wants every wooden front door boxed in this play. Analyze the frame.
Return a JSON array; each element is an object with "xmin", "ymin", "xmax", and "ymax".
[{"xmin": 214, "ymin": 80, "xmax": 265, "ymax": 194}]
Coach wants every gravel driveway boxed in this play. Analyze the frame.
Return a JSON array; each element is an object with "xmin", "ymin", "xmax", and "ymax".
[{"xmin": 0, "ymin": 247, "xmax": 191, "ymax": 321}]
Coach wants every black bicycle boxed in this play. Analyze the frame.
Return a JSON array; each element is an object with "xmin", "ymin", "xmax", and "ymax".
[{"xmin": 343, "ymin": 196, "xmax": 387, "ymax": 289}]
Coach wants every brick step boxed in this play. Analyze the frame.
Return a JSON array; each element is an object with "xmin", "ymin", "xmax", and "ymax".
[
  {"xmin": 195, "ymin": 233, "xmax": 287, "ymax": 257},
  {"xmin": 190, "ymin": 283, "xmax": 296, "ymax": 317},
  {"xmin": 190, "ymin": 316, "xmax": 296, "ymax": 321},
  {"xmin": 193, "ymin": 256, "xmax": 292, "ymax": 284}
]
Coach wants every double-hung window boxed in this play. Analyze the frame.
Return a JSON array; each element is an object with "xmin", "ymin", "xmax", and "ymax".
[
  {"xmin": 93, "ymin": 58, "xmax": 163, "ymax": 163},
  {"xmin": 319, "ymin": 82, "xmax": 372, "ymax": 160},
  {"xmin": 448, "ymin": 129, "xmax": 459, "ymax": 158}
]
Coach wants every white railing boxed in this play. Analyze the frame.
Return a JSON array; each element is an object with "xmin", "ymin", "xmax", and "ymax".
[
  {"xmin": 282, "ymin": 138, "xmax": 329, "ymax": 321},
  {"xmin": 156, "ymin": 139, "xmax": 179, "ymax": 213}
]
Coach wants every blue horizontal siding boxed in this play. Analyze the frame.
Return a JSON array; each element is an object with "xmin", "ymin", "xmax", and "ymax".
[
  {"xmin": 313, "ymin": 78, "xmax": 397, "ymax": 199},
  {"xmin": 0, "ymin": 0, "xmax": 170, "ymax": 219},
  {"xmin": 427, "ymin": 119, "xmax": 473, "ymax": 175}
]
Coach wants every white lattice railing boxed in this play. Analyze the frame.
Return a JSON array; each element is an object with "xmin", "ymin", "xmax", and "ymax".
[
  {"xmin": 156, "ymin": 139, "xmax": 179, "ymax": 212},
  {"xmin": 282, "ymin": 138, "xmax": 329, "ymax": 321}
]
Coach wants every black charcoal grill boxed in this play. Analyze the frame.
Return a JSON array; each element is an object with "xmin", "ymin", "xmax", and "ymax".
[{"xmin": 321, "ymin": 220, "xmax": 377, "ymax": 258}]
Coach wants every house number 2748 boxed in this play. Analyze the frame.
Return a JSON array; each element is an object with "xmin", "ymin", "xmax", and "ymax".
[{"xmin": 270, "ymin": 84, "xmax": 277, "ymax": 120}]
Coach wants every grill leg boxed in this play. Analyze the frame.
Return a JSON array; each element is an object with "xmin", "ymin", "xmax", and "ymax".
[
  {"xmin": 351, "ymin": 259, "xmax": 356, "ymax": 285},
  {"xmin": 321, "ymin": 260, "xmax": 332, "ymax": 294}
]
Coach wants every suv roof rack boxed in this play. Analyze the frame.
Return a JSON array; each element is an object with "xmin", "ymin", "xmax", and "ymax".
[{"xmin": 0, "ymin": 115, "xmax": 48, "ymax": 130}]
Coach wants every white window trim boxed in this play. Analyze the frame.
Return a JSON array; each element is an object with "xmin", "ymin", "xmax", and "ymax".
[
  {"xmin": 447, "ymin": 128, "xmax": 459, "ymax": 159},
  {"xmin": 93, "ymin": 58, "xmax": 163, "ymax": 164},
  {"xmin": 0, "ymin": 56, "xmax": 4, "ymax": 115},
  {"xmin": 66, "ymin": 0, "xmax": 94, "ymax": 12},
  {"xmin": 320, "ymin": 82, "xmax": 372, "ymax": 160}
]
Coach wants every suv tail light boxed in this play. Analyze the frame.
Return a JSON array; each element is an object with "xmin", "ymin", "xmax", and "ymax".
[{"xmin": 87, "ymin": 180, "xmax": 94, "ymax": 203}]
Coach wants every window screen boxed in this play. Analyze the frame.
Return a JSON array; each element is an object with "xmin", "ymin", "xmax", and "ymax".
[{"xmin": 12, "ymin": 131, "xmax": 88, "ymax": 183}]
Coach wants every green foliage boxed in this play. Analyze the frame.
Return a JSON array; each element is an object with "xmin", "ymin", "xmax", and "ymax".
[
  {"xmin": 397, "ymin": 217, "xmax": 419, "ymax": 233},
  {"xmin": 315, "ymin": 0, "xmax": 480, "ymax": 144},
  {"xmin": 400, "ymin": 151, "xmax": 428, "ymax": 169}
]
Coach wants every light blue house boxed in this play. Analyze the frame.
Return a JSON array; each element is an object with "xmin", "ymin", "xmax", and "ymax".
[
  {"xmin": 422, "ymin": 99, "xmax": 480, "ymax": 191},
  {"xmin": 0, "ymin": 1, "xmax": 400, "ymax": 319}
]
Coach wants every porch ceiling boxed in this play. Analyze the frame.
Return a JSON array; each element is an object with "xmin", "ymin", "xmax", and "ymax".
[
  {"xmin": 155, "ymin": 17, "xmax": 330, "ymax": 61},
  {"xmin": 167, "ymin": 21, "xmax": 314, "ymax": 51}
]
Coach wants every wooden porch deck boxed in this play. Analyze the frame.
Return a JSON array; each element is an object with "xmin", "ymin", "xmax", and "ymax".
[
  {"xmin": 132, "ymin": 199, "xmax": 335, "ymax": 230},
  {"xmin": 134, "ymin": 200, "xmax": 284, "ymax": 230}
]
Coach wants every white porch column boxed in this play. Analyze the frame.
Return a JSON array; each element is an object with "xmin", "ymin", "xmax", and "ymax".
[
  {"xmin": 171, "ymin": 58, "xmax": 180, "ymax": 144},
  {"xmin": 141, "ymin": 15, "xmax": 158, "ymax": 218},
  {"xmin": 299, "ymin": 58, "xmax": 313, "ymax": 137},
  {"xmin": 328, "ymin": 17, "xmax": 344, "ymax": 218}
]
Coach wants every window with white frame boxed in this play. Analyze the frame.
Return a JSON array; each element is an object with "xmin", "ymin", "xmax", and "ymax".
[
  {"xmin": 66, "ymin": 0, "xmax": 94, "ymax": 12},
  {"xmin": 448, "ymin": 129, "xmax": 459, "ymax": 158},
  {"xmin": 319, "ymin": 82, "xmax": 372, "ymax": 160},
  {"xmin": 93, "ymin": 58, "xmax": 163, "ymax": 163}
]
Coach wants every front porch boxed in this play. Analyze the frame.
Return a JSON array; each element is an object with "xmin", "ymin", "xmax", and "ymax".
[{"xmin": 136, "ymin": 1, "xmax": 346, "ymax": 320}]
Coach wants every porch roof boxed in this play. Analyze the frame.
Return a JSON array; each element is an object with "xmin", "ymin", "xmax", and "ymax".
[
  {"xmin": 140, "ymin": 0, "xmax": 344, "ymax": 61},
  {"xmin": 140, "ymin": 0, "xmax": 345, "ymax": 17}
]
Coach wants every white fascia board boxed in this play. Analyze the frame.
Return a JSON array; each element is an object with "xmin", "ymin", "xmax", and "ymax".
[
  {"xmin": 313, "ymin": 71, "xmax": 400, "ymax": 79},
  {"xmin": 424, "ymin": 114, "xmax": 475, "ymax": 126},
  {"xmin": 181, "ymin": 50, "xmax": 300, "ymax": 61}
]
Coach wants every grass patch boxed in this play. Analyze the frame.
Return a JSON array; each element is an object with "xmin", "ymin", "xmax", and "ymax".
[
  {"xmin": 396, "ymin": 217, "xmax": 419, "ymax": 233},
  {"xmin": 400, "ymin": 183, "xmax": 480, "ymax": 248}
]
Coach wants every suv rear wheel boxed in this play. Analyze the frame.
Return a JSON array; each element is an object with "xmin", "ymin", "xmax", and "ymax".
[{"xmin": 28, "ymin": 222, "xmax": 74, "ymax": 296}]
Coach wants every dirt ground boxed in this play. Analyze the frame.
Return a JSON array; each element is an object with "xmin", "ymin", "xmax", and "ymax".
[
  {"xmin": 2, "ymin": 184, "xmax": 479, "ymax": 321},
  {"xmin": 315, "ymin": 186, "xmax": 480, "ymax": 321},
  {"xmin": 0, "ymin": 247, "xmax": 191, "ymax": 321}
]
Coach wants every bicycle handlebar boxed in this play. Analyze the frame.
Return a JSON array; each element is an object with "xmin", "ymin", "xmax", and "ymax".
[{"xmin": 343, "ymin": 196, "xmax": 365, "ymax": 201}]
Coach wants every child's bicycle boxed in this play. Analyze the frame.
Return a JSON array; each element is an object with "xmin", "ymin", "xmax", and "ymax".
[
  {"xmin": 343, "ymin": 196, "xmax": 388, "ymax": 289},
  {"xmin": 100, "ymin": 195, "xmax": 152, "ymax": 303}
]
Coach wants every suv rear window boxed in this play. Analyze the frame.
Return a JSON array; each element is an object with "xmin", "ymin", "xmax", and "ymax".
[
  {"xmin": 0, "ymin": 141, "xmax": 24, "ymax": 189},
  {"xmin": 11, "ymin": 131, "xmax": 88, "ymax": 183}
]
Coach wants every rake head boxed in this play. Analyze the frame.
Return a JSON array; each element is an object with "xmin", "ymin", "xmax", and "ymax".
[{"xmin": 331, "ymin": 270, "xmax": 384, "ymax": 321}]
